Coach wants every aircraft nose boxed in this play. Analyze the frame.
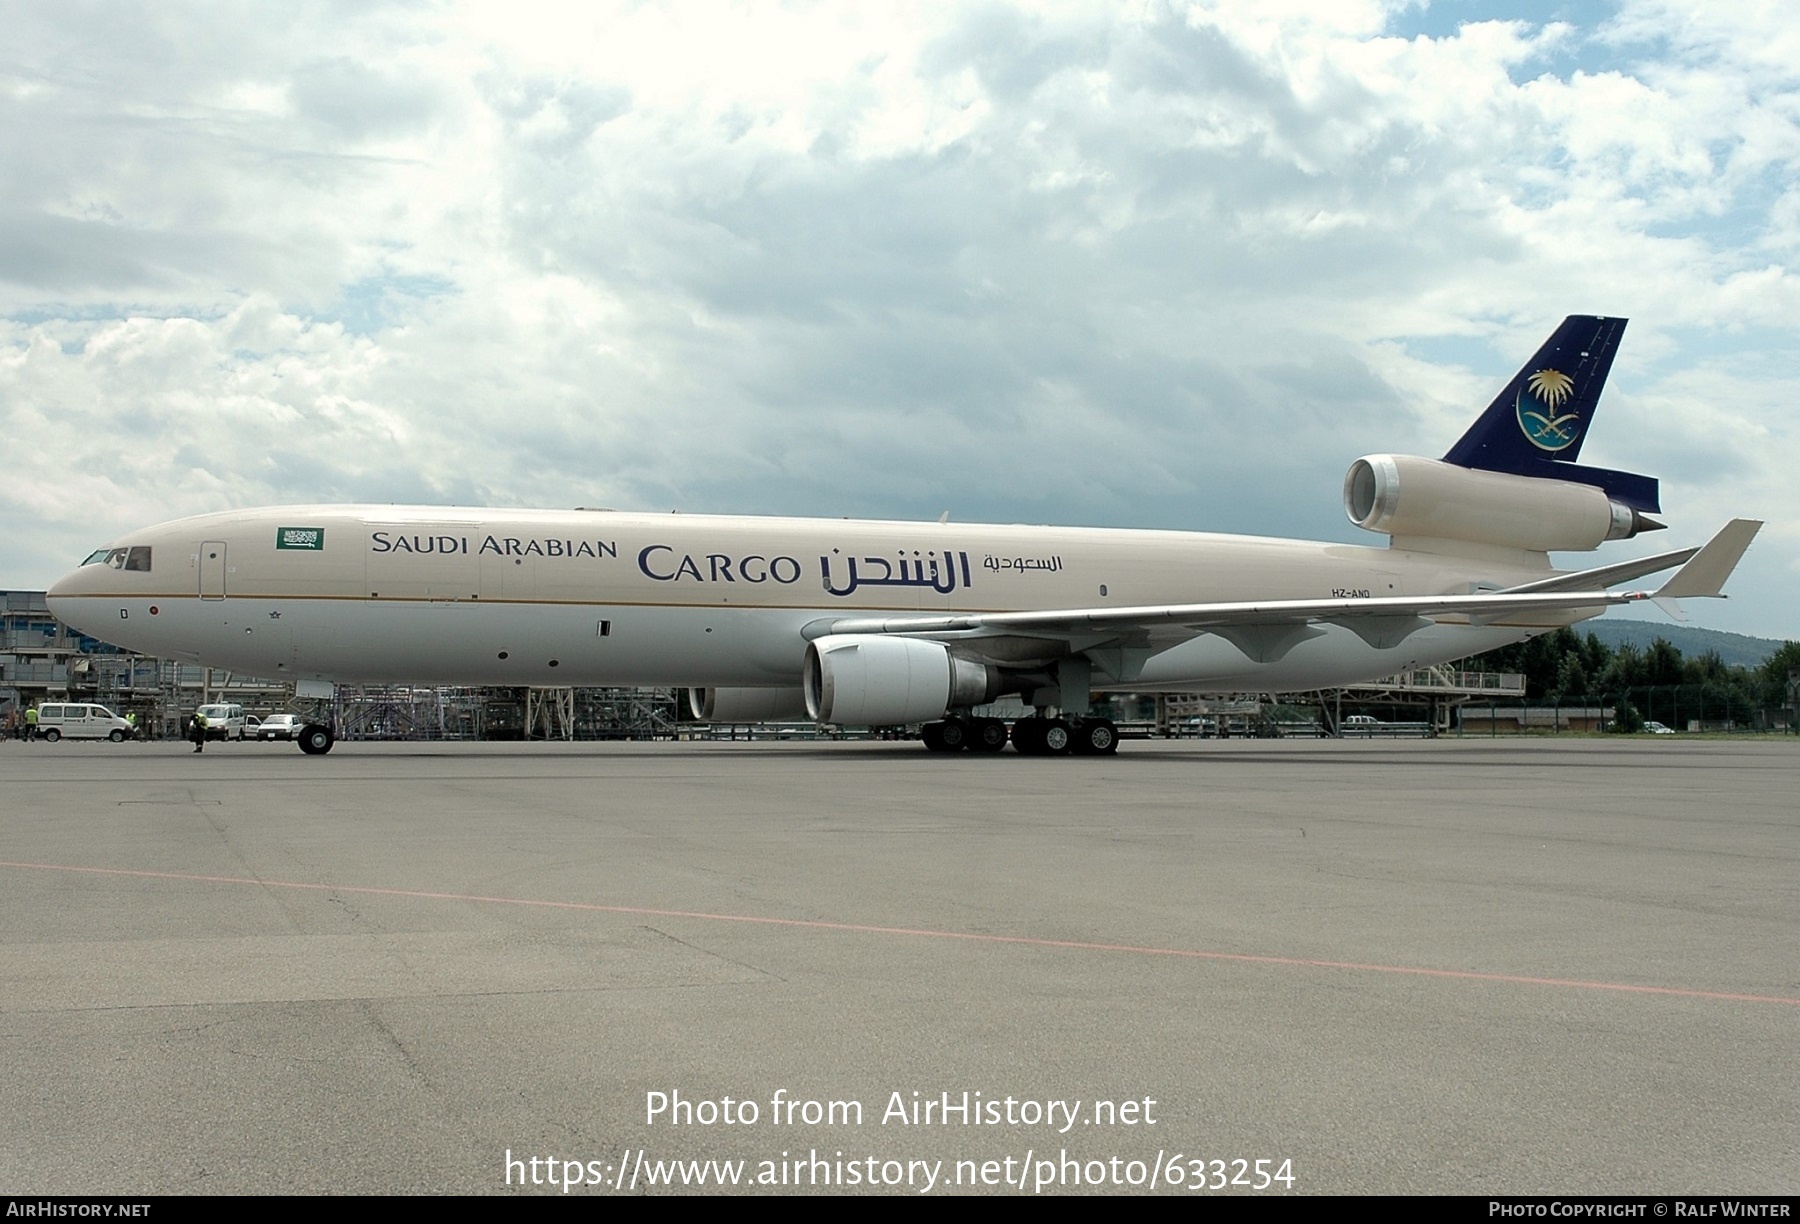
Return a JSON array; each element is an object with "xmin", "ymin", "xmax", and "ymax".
[
  {"xmin": 46, "ymin": 565, "xmax": 98, "ymax": 632},
  {"xmin": 46, "ymin": 569, "xmax": 77, "ymax": 607}
]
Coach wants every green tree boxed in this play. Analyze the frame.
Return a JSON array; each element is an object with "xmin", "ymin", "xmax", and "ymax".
[
  {"xmin": 1554, "ymin": 652, "xmax": 1590, "ymax": 698},
  {"xmin": 1580, "ymin": 631, "xmax": 1612, "ymax": 678},
  {"xmin": 1645, "ymin": 638, "xmax": 1683, "ymax": 687},
  {"xmin": 1758, "ymin": 642, "xmax": 1800, "ymax": 710},
  {"xmin": 1461, "ymin": 627, "xmax": 1791, "ymax": 728},
  {"xmin": 1683, "ymin": 649, "xmax": 1728, "ymax": 685},
  {"xmin": 1603, "ymin": 642, "xmax": 1647, "ymax": 690},
  {"xmin": 1610, "ymin": 699, "xmax": 1644, "ymax": 734}
]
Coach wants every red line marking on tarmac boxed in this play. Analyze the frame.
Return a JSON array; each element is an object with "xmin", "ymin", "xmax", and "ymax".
[{"xmin": 5, "ymin": 858, "xmax": 1797, "ymax": 1007}]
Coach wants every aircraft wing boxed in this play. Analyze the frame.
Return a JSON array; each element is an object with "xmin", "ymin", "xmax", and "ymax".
[
  {"xmin": 807, "ymin": 520, "xmax": 1762, "ymax": 674},
  {"xmin": 814, "ymin": 589, "xmax": 1647, "ymax": 670}
]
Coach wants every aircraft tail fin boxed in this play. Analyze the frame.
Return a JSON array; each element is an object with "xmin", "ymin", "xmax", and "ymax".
[{"xmin": 1441, "ymin": 316, "xmax": 1660, "ymax": 513}]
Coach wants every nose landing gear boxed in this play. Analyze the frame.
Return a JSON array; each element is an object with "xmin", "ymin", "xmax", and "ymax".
[{"xmin": 297, "ymin": 724, "xmax": 336, "ymax": 755}]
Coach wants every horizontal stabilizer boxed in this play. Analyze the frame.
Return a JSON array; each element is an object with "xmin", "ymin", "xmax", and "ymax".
[{"xmin": 1504, "ymin": 458, "xmax": 1660, "ymax": 514}]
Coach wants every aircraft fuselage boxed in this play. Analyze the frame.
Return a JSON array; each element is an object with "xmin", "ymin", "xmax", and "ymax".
[{"xmin": 48, "ymin": 504, "xmax": 1565, "ymax": 694}]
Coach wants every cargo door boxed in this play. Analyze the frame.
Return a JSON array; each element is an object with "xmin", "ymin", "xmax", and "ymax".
[{"xmin": 368, "ymin": 525, "xmax": 479, "ymax": 601}]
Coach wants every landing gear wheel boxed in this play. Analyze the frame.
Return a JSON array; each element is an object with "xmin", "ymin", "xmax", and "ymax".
[
  {"xmin": 1011, "ymin": 716, "xmax": 1044, "ymax": 755},
  {"xmin": 1041, "ymin": 718, "xmax": 1072, "ymax": 755},
  {"xmin": 1071, "ymin": 718, "xmax": 1119, "ymax": 755},
  {"xmin": 971, "ymin": 718, "xmax": 1009, "ymax": 752},
  {"xmin": 922, "ymin": 721, "xmax": 970, "ymax": 752},
  {"xmin": 937, "ymin": 717, "xmax": 968, "ymax": 751},
  {"xmin": 298, "ymin": 724, "xmax": 335, "ymax": 755}
]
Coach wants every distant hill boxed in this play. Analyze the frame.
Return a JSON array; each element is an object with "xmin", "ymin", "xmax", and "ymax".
[{"xmin": 1581, "ymin": 619, "xmax": 1790, "ymax": 669}]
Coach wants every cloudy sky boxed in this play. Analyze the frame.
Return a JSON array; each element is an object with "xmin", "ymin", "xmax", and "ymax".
[{"xmin": 3, "ymin": 0, "xmax": 1795, "ymax": 638}]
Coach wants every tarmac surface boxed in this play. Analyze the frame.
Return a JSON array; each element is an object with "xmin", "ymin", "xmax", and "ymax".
[{"xmin": 0, "ymin": 736, "xmax": 1795, "ymax": 1196}]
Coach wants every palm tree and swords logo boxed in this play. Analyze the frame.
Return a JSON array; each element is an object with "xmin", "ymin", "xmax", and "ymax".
[{"xmin": 1516, "ymin": 367, "xmax": 1579, "ymax": 452}]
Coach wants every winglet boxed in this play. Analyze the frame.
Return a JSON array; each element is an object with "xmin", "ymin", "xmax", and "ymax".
[{"xmin": 1651, "ymin": 519, "xmax": 1762, "ymax": 601}]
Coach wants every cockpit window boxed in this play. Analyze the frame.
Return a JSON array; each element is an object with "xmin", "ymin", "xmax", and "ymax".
[{"xmin": 80, "ymin": 546, "xmax": 151, "ymax": 570}]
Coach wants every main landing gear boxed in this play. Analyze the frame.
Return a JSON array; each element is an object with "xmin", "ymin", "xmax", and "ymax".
[{"xmin": 920, "ymin": 715, "xmax": 1120, "ymax": 755}]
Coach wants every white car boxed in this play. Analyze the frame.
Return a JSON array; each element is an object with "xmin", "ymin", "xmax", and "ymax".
[
  {"xmin": 1642, "ymin": 721, "xmax": 1677, "ymax": 735},
  {"xmin": 257, "ymin": 714, "xmax": 305, "ymax": 741}
]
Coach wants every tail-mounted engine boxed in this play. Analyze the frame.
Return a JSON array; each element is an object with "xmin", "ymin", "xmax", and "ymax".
[{"xmin": 1345, "ymin": 454, "xmax": 1659, "ymax": 553}]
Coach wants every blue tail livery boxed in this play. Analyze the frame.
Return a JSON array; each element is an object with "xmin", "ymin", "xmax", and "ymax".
[{"xmin": 1442, "ymin": 316, "xmax": 1660, "ymax": 513}]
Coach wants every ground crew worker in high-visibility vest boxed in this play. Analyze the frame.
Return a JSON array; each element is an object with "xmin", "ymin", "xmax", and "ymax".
[
  {"xmin": 24, "ymin": 705, "xmax": 37, "ymax": 741},
  {"xmin": 190, "ymin": 710, "xmax": 207, "ymax": 753}
]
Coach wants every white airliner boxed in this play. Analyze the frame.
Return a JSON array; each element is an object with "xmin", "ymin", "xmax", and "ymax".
[{"xmin": 47, "ymin": 317, "xmax": 1759, "ymax": 756}]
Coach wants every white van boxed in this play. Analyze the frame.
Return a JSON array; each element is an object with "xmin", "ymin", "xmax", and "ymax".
[
  {"xmin": 195, "ymin": 703, "xmax": 251, "ymax": 740},
  {"xmin": 35, "ymin": 703, "xmax": 133, "ymax": 743}
]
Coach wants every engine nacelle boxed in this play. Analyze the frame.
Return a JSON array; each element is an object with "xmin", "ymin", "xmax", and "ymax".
[
  {"xmin": 688, "ymin": 687, "xmax": 810, "ymax": 722},
  {"xmin": 804, "ymin": 635, "xmax": 1001, "ymax": 726},
  {"xmin": 1345, "ymin": 454, "xmax": 1646, "ymax": 552}
]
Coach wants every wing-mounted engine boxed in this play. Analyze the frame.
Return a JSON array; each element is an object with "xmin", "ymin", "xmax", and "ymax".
[
  {"xmin": 1344, "ymin": 454, "xmax": 1660, "ymax": 553},
  {"xmin": 804, "ymin": 635, "xmax": 1001, "ymax": 726},
  {"xmin": 688, "ymin": 687, "xmax": 810, "ymax": 722}
]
